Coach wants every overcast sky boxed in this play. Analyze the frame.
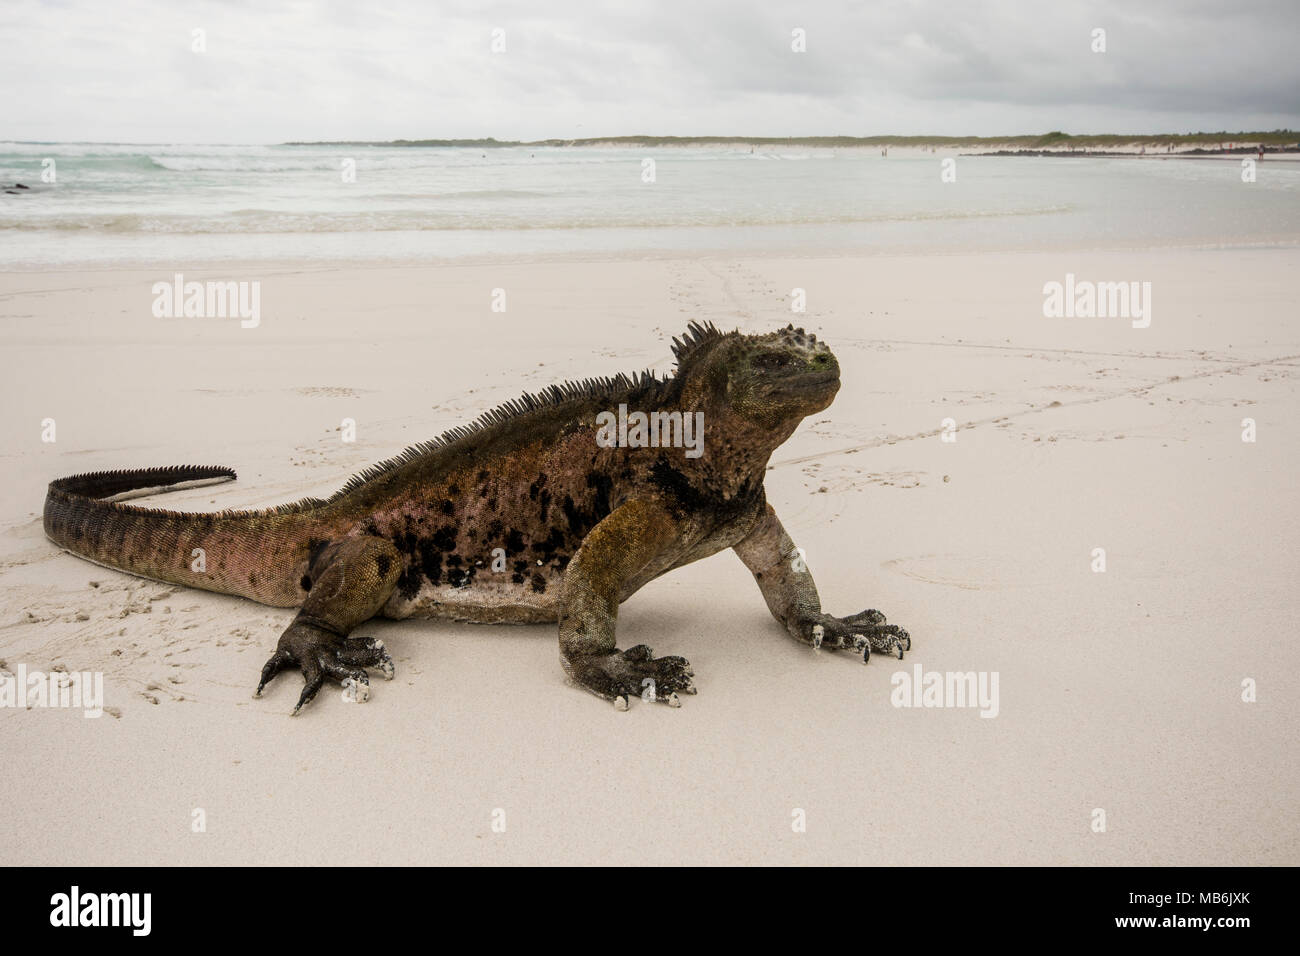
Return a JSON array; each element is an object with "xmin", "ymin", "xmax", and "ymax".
[{"xmin": 4, "ymin": 0, "xmax": 1297, "ymax": 143}]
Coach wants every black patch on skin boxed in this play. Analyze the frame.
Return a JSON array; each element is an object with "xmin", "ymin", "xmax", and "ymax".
[
  {"xmin": 561, "ymin": 472, "xmax": 615, "ymax": 539},
  {"xmin": 446, "ymin": 554, "xmax": 462, "ymax": 567},
  {"xmin": 448, "ymin": 484, "xmax": 461, "ymax": 496},
  {"xmin": 375, "ymin": 553, "xmax": 391, "ymax": 577},
  {"xmin": 397, "ymin": 566, "xmax": 421, "ymax": 600},
  {"xmin": 513, "ymin": 560, "xmax": 529, "ymax": 575},
  {"xmin": 529, "ymin": 474, "xmax": 550, "ymax": 510},
  {"xmin": 504, "ymin": 529, "xmax": 525, "ymax": 554},
  {"xmin": 477, "ymin": 469, "xmax": 489, "ymax": 483},
  {"xmin": 418, "ymin": 540, "xmax": 443, "ymax": 585},
  {"xmin": 511, "ymin": 572, "xmax": 525, "ymax": 584},
  {"xmin": 531, "ymin": 528, "xmax": 567, "ymax": 564},
  {"xmin": 530, "ymin": 572, "xmax": 547, "ymax": 593},
  {"xmin": 431, "ymin": 525, "xmax": 457, "ymax": 552},
  {"xmin": 440, "ymin": 499, "xmax": 455, "ymax": 516},
  {"xmin": 306, "ymin": 537, "xmax": 331, "ymax": 570},
  {"xmin": 487, "ymin": 520, "xmax": 504, "ymax": 541},
  {"xmin": 591, "ymin": 472, "xmax": 612, "ymax": 517},
  {"xmin": 487, "ymin": 497, "xmax": 498, "ymax": 511},
  {"xmin": 249, "ymin": 572, "xmax": 259, "ymax": 586},
  {"xmin": 300, "ymin": 575, "xmax": 312, "ymax": 591},
  {"xmin": 648, "ymin": 455, "xmax": 759, "ymax": 522},
  {"xmin": 647, "ymin": 457, "xmax": 706, "ymax": 511},
  {"xmin": 561, "ymin": 496, "xmax": 579, "ymax": 535},
  {"xmin": 393, "ymin": 530, "xmax": 436, "ymax": 598}
]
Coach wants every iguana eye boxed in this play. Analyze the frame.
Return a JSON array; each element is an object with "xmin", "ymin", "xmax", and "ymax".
[{"xmin": 755, "ymin": 353, "xmax": 790, "ymax": 370}]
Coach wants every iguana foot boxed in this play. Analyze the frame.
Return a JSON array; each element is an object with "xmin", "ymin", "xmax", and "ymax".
[
  {"xmin": 804, "ymin": 610, "xmax": 911, "ymax": 662},
  {"xmin": 255, "ymin": 622, "xmax": 395, "ymax": 715},
  {"xmin": 563, "ymin": 644, "xmax": 695, "ymax": 710},
  {"xmin": 337, "ymin": 636, "xmax": 396, "ymax": 680}
]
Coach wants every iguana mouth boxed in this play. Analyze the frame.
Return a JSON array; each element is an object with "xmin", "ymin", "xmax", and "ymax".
[{"xmin": 767, "ymin": 371, "xmax": 840, "ymax": 398}]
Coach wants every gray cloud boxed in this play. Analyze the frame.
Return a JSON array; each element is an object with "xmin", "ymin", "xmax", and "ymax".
[{"xmin": 2, "ymin": 0, "xmax": 1296, "ymax": 142}]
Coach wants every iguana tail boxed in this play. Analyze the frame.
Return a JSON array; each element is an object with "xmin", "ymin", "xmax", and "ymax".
[{"xmin": 44, "ymin": 465, "xmax": 317, "ymax": 607}]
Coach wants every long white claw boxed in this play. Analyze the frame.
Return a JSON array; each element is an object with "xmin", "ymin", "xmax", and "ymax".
[
  {"xmin": 613, "ymin": 694, "xmax": 629, "ymax": 712},
  {"xmin": 370, "ymin": 640, "xmax": 396, "ymax": 680},
  {"xmin": 811, "ymin": 623, "xmax": 825, "ymax": 651},
  {"xmin": 341, "ymin": 677, "xmax": 371, "ymax": 703}
]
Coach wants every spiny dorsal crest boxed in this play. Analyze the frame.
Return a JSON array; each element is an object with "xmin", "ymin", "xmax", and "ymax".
[
  {"xmin": 671, "ymin": 320, "xmax": 729, "ymax": 369},
  {"xmin": 338, "ymin": 323, "xmax": 728, "ymax": 502}
]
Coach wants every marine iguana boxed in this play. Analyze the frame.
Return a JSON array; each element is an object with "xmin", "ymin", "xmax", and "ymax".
[{"xmin": 44, "ymin": 322, "xmax": 910, "ymax": 713}]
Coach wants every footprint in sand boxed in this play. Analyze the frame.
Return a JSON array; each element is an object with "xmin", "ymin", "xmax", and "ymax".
[
  {"xmin": 294, "ymin": 386, "xmax": 365, "ymax": 398},
  {"xmin": 882, "ymin": 552, "xmax": 1062, "ymax": 591}
]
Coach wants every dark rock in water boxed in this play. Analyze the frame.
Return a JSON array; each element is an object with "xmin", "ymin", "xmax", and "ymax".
[{"xmin": 14, "ymin": 183, "xmax": 29, "ymax": 189}]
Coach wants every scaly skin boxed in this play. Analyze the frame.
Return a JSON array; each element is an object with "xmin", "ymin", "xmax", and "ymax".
[{"xmin": 43, "ymin": 322, "xmax": 910, "ymax": 713}]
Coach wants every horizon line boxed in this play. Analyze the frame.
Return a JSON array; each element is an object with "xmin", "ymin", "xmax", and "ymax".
[{"xmin": 3, "ymin": 129, "xmax": 1298, "ymax": 149}]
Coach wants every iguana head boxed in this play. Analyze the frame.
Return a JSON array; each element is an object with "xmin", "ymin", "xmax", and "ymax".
[
  {"xmin": 726, "ymin": 324, "xmax": 840, "ymax": 421},
  {"xmin": 673, "ymin": 322, "xmax": 839, "ymax": 428}
]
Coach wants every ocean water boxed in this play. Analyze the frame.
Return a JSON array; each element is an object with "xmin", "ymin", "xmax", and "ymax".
[{"xmin": 0, "ymin": 142, "xmax": 1297, "ymax": 265}]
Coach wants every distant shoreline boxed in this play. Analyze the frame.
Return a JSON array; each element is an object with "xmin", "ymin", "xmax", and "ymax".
[{"xmin": 281, "ymin": 131, "xmax": 1300, "ymax": 153}]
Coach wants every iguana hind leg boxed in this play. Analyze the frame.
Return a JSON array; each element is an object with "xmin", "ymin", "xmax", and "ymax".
[
  {"xmin": 255, "ymin": 536, "xmax": 402, "ymax": 715},
  {"xmin": 558, "ymin": 500, "xmax": 696, "ymax": 710}
]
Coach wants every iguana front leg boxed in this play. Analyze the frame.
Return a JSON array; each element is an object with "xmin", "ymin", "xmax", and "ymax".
[
  {"xmin": 733, "ymin": 504, "xmax": 911, "ymax": 662},
  {"xmin": 559, "ymin": 499, "xmax": 696, "ymax": 710},
  {"xmin": 255, "ymin": 535, "xmax": 402, "ymax": 714}
]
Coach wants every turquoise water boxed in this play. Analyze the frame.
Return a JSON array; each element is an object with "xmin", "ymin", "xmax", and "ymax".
[{"xmin": 1, "ymin": 142, "xmax": 1297, "ymax": 264}]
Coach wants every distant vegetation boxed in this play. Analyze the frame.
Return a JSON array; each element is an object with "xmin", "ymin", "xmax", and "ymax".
[{"xmin": 283, "ymin": 131, "xmax": 1299, "ymax": 149}]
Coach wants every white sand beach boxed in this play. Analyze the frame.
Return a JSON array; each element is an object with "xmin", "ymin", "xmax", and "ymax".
[{"xmin": 1, "ymin": 246, "xmax": 1296, "ymax": 865}]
